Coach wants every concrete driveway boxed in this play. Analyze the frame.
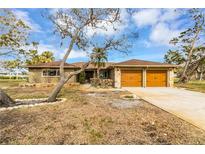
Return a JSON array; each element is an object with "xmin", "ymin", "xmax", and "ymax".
[{"xmin": 124, "ymin": 87, "xmax": 205, "ymax": 130}]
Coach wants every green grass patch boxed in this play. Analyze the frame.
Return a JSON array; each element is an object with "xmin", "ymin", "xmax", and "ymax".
[
  {"xmin": 124, "ymin": 95, "xmax": 134, "ymax": 99},
  {"xmin": 0, "ymin": 76, "xmax": 28, "ymax": 80},
  {"xmin": 0, "ymin": 79, "xmax": 27, "ymax": 87},
  {"xmin": 175, "ymin": 80, "xmax": 205, "ymax": 93}
]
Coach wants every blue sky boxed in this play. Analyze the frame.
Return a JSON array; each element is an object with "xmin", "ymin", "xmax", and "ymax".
[{"xmin": 10, "ymin": 8, "xmax": 190, "ymax": 63}]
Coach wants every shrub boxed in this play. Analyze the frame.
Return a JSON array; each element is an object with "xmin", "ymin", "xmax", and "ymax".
[
  {"xmin": 0, "ymin": 76, "xmax": 28, "ymax": 80},
  {"xmin": 90, "ymin": 78, "xmax": 100, "ymax": 87},
  {"xmin": 124, "ymin": 95, "xmax": 134, "ymax": 99},
  {"xmin": 78, "ymin": 71, "xmax": 86, "ymax": 84},
  {"xmin": 90, "ymin": 78, "xmax": 113, "ymax": 88}
]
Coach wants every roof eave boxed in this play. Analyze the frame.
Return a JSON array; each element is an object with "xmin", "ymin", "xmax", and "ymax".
[
  {"xmin": 113, "ymin": 65, "xmax": 178, "ymax": 68},
  {"xmin": 26, "ymin": 66, "xmax": 80, "ymax": 69}
]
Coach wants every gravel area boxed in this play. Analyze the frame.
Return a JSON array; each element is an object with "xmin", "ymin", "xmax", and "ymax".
[
  {"xmin": 111, "ymin": 99, "xmax": 142, "ymax": 109},
  {"xmin": 85, "ymin": 91, "xmax": 144, "ymax": 109}
]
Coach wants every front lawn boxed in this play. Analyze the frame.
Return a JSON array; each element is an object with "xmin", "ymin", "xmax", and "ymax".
[
  {"xmin": 0, "ymin": 81, "xmax": 205, "ymax": 144},
  {"xmin": 175, "ymin": 80, "xmax": 205, "ymax": 93},
  {"xmin": 0, "ymin": 79, "xmax": 27, "ymax": 88}
]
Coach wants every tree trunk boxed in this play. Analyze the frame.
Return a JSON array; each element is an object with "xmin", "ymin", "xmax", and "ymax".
[
  {"xmin": 0, "ymin": 89, "xmax": 15, "ymax": 107},
  {"xmin": 47, "ymin": 32, "xmax": 78, "ymax": 102},
  {"xmin": 200, "ymin": 71, "xmax": 203, "ymax": 81},
  {"xmin": 179, "ymin": 28, "xmax": 201, "ymax": 83},
  {"xmin": 47, "ymin": 61, "xmax": 91, "ymax": 102},
  {"xmin": 47, "ymin": 79, "xmax": 65, "ymax": 102},
  {"xmin": 195, "ymin": 71, "xmax": 198, "ymax": 80},
  {"xmin": 199, "ymin": 65, "xmax": 204, "ymax": 81},
  {"xmin": 186, "ymin": 55, "xmax": 205, "ymax": 81}
]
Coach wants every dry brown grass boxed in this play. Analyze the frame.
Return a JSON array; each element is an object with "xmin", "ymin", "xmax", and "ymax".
[{"xmin": 0, "ymin": 83, "xmax": 205, "ymax": 144}]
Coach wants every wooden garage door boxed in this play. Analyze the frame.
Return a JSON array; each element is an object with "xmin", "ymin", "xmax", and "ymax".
[
  {"xmin": 121, "ymin": 70, "xmax": 142, "ymax": 87},
  {"xmin": 146, "ymin": 70, "xmax": 167, "ymax": 87}
]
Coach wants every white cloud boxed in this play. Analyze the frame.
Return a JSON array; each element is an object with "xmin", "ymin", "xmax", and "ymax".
[
  {"xmin": 36, "ymin": 44, "xmax": 58, "ymax": 54},
  {"xmin": 28, "ymin": 43, "xmax": 88, "ymax": 60},
  {"xmin": 13, "ymin": 10, "xmax": 42, "ymax": 32},
  {"xmin": 132, "ymin": 9, "xmax": 161, "ymax": 27},
  {"xmin": 132, "ymin": 9, "xmax": 182, "ymax": 46},
  {"xmin": 149, "ymin": 23, "xmax": 180, "ymax": 46},
  {"xmin": 69, "ymin": 50, "xmax": 87, "ymax": 59},
  {"xmin": 133, "ymin": 9, "xmax": 180, "ymax": 28},
  {"xmin": 36, "ymin": 44, "xmax": 87, "ymax": 59},
  {"xmin": 160, "ymin": 9, "xmax": 180, "ymax": 22},
  {"xmin": 59, "ymin": 49, "xmax": 87, "ymax": 59}
]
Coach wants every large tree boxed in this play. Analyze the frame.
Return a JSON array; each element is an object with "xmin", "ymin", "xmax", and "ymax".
[
  {"xmin": 0, "ymin": 9, "xmax": 30, "ymax": 56},
  {"xmin": 25, "ymin": 50, "xmax": 55, "ymax": 65},
  {"xmin": 4, "ymin": 50, "xmax": 55, "ymax": 72},
  {"xmin": 46, "ymin": 9, "xmax": 135, "ymax": 102},
  {"xmin": 165, "ymin": 9, "xmax": 205, "ymax": 82},
  {"xmin": 0, "ymin": 9, "xmax": 30, "ymax": 105},
  {"xmin": 165, "ymin": 47, "xmax": 205, "ymax": 81}
]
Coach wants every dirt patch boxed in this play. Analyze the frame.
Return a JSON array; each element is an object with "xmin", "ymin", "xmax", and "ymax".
[
  {"xmin": 111, "ymin": 99, "xmax": 142, "ymax": 109},
  {"xmin": 0, "ymin": 85, "xmax": 205, "ymax": 144},
  {"xmin": 85, "ymin": 91, "xmax": 142, "ymax": 109}
]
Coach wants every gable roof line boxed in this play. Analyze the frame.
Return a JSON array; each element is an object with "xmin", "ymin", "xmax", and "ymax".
[
  {"xmin": 112, "ymin": 65, "xmax": 177, "ymax": 68},
  {"xmin": 113, "ymin": 59, "xmax": 177, "ymax": 67}
]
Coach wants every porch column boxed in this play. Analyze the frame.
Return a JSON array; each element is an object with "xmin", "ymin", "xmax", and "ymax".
[
  {"xmin": 93, "ymin": 70, "xmax": 97, "ymax": 78},
  {"xmin": 168, "ymin": 69, "xmax": 174, "ymax": 87},
  {"xmin": 142, "ymin": 68, "xmax": 146, "ymax": 88},
  {"xmin": 114, "ymin": 67, "xmax": 121, "ymax": 88}
]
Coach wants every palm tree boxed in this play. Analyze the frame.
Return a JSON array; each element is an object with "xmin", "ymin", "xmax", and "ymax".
[
  {"xmin": 40, "ymin": 51, "xmax": 55, "ymax": 63},
  {"xmin": 91, "ymin": 48, "xmax": 108, "ymax": 79},
  {"xmin": 26, "ymin": 50, "xmax": 55, "ymax": 65}
]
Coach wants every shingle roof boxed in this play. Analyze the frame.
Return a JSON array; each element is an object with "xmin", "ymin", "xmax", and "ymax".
[
  {"xmin": 26, "ymin": 61, "xmax": 78, "ymax": 68},
  {"xmin": 114, "ymin": 59, "xmax": 176, "ymax": 67}
]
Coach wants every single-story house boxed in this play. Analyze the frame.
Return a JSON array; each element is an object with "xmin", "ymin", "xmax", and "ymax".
[{"xmin": 26, "ymin": 59, "xmax": 177, "ymax": 88}]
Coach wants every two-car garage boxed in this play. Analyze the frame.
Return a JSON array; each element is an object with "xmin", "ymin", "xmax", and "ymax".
[
  {"xmin": 121, "ymin": 70, "xmax": 167, "ymax": 87},
  {"xmin": 114, "ymin": 59, "xmax": 176, "ymax": 88}
]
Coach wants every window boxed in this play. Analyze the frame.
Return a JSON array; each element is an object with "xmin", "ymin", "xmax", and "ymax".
[
  {"xmin": 101, "ymin": 70, "xmax": 109, "ymax": 79},
  {"xmin": 42, "ymin": 69, "xmax": 60, "ymax": 77}
]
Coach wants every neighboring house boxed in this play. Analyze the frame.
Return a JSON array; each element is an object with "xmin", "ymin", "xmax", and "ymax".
[{"xmin": 26, "ymin": 59, "xmax": 177, "ymax": 88}]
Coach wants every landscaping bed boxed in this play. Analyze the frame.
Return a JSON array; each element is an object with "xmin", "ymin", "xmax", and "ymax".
[{"xmin": 0, "ymin": 98, "xmax": 66, "ymax": 111}]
